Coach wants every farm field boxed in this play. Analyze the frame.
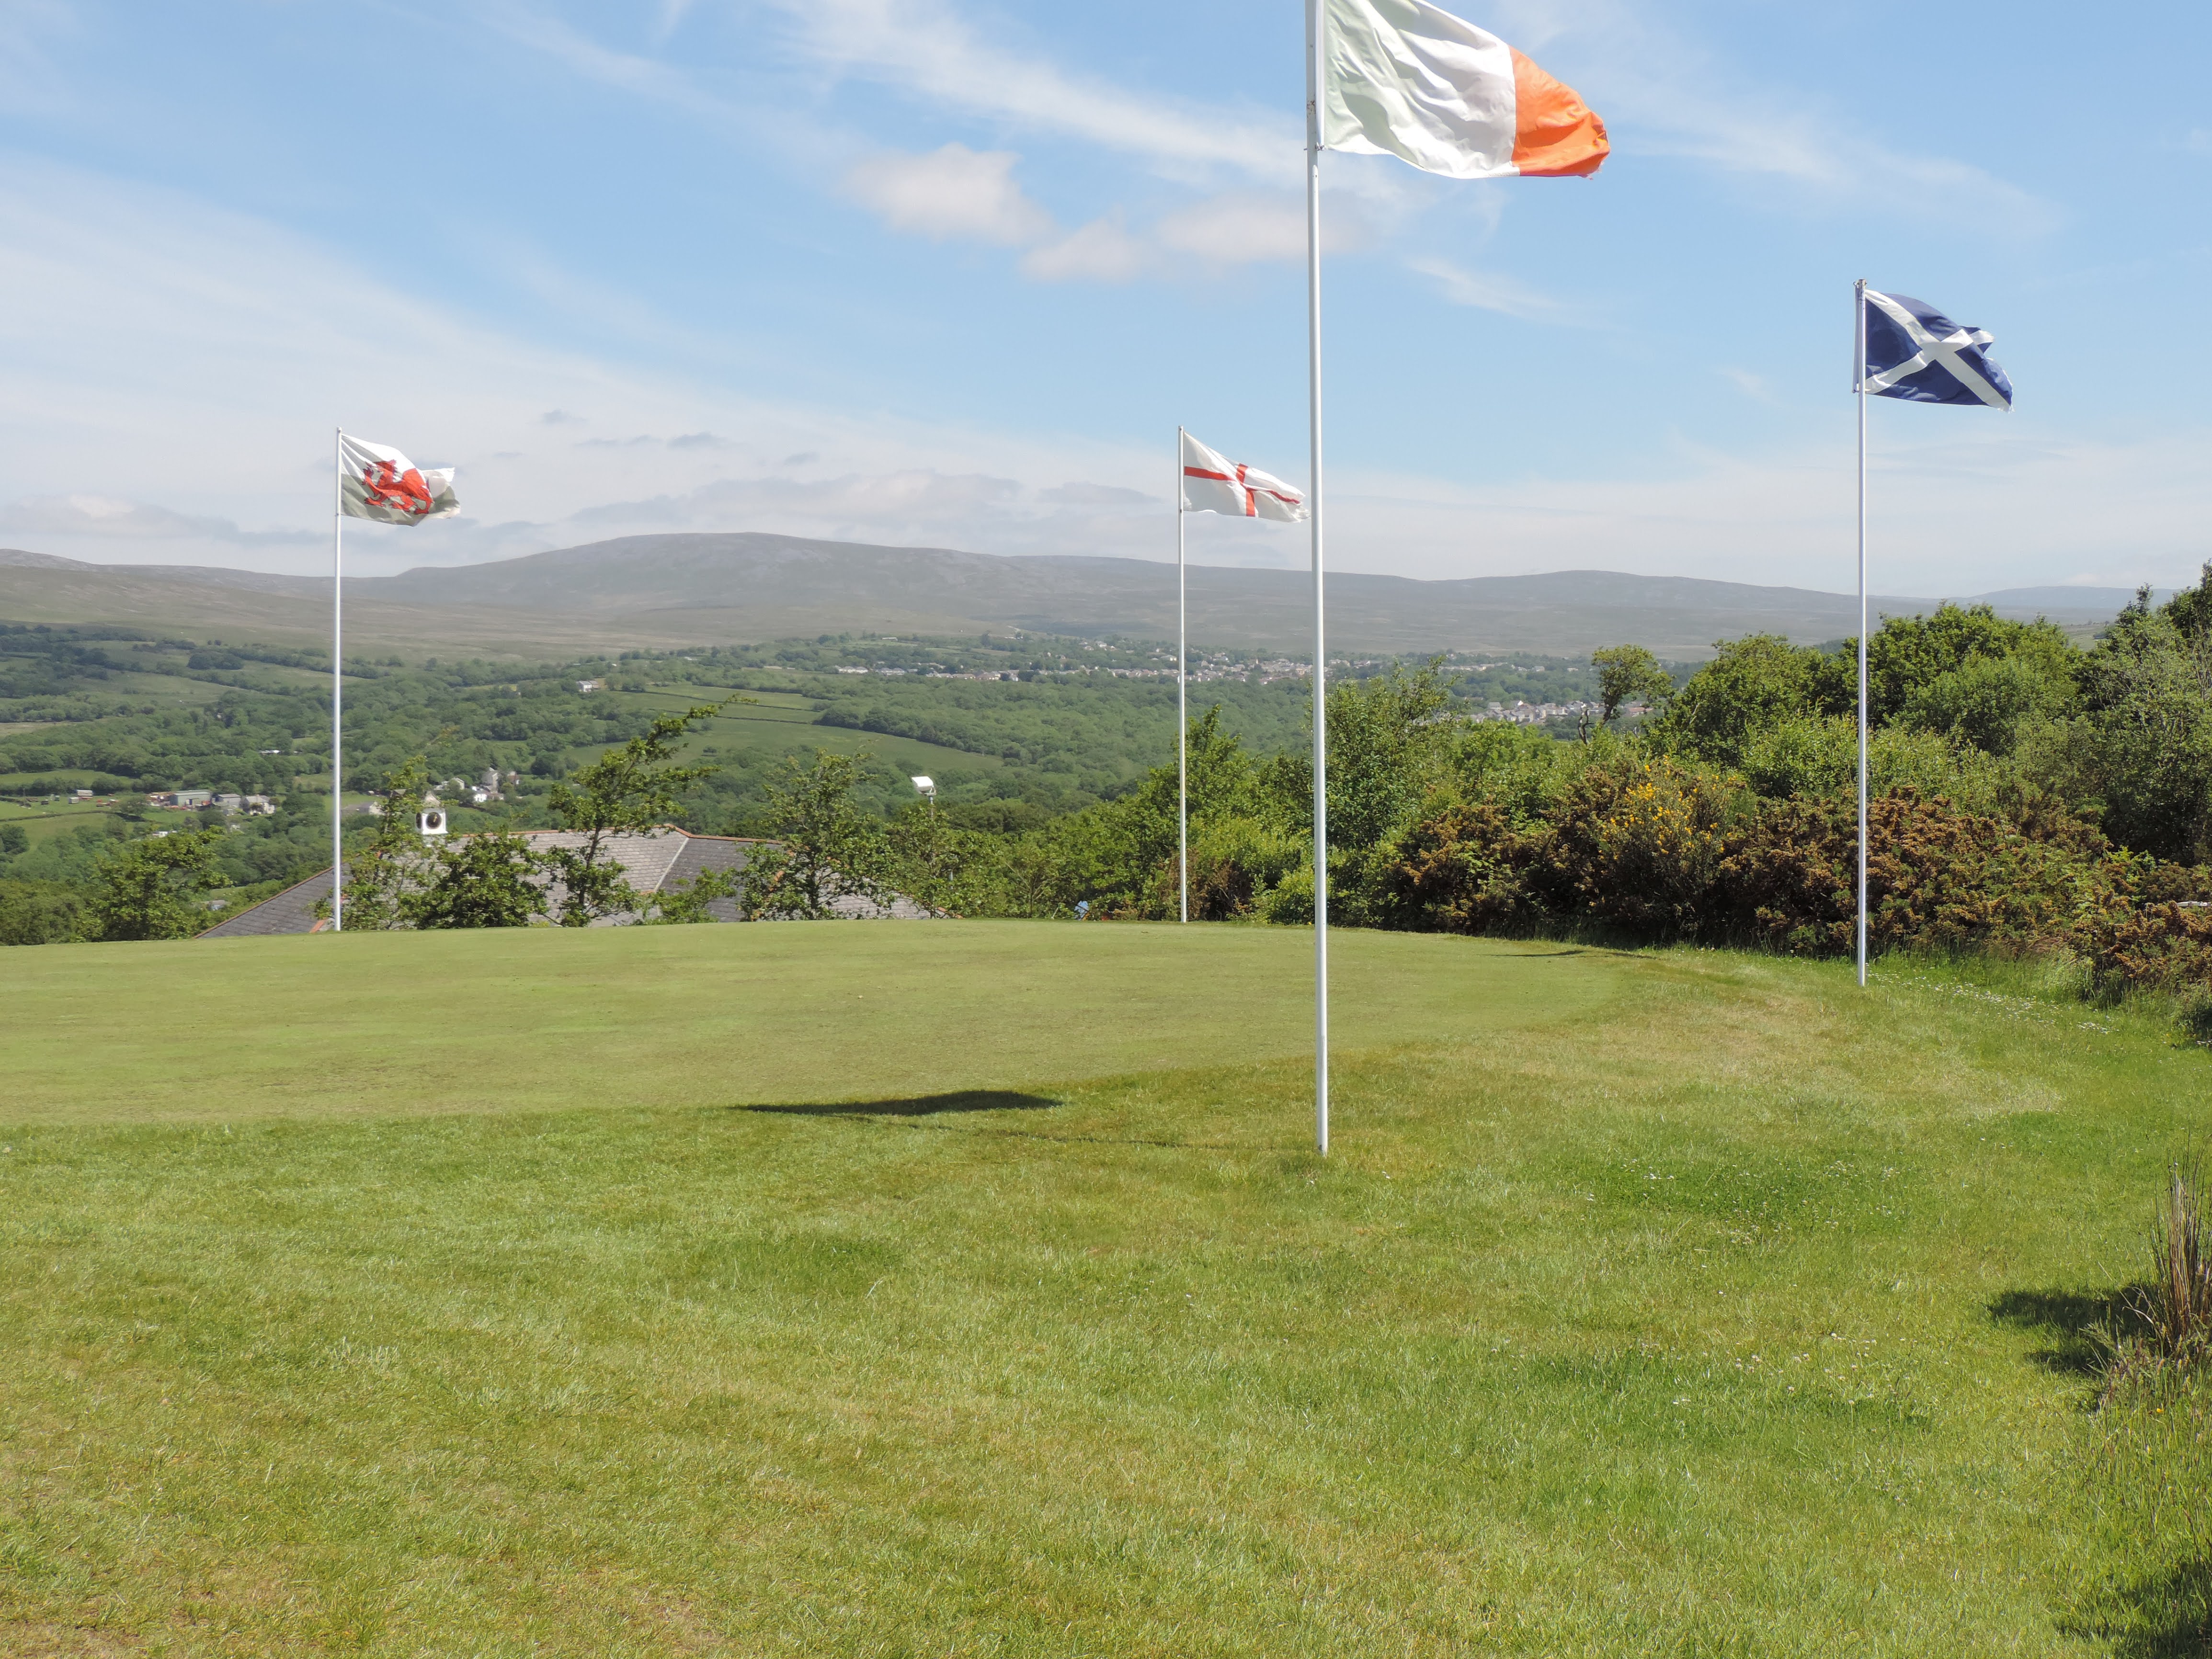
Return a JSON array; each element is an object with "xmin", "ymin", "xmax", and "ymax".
[
  {"xmin": 0, "ymin": 798, "xmax": 120, "ymax": 846},
  {"xmin": 2, "ymin": 924, "xmax": 2209, "ymax": 1654},
  {"xmin": 613, "ymin": 682, "xmax": 1008, "ymax": 781}
]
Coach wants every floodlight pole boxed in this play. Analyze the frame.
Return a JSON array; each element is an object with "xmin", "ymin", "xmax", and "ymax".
[
  {"xmin": 1854, "ymin": 279, "xmax": 1868, "ymax": 989},
  {"xmin": 1306, "ymin": 0, "xmax": 1330, "ymax": 1156},
  {"xmin": 1177, "ymin": 426, "xmax": 1189, "ymax": 926},
  {"xmin": 331, "ymin": 426, "xmax": 343, "ymax": 932}
]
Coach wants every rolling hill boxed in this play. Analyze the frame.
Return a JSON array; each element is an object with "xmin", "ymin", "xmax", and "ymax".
[{"xmin": 0, "ymin": 536, "xmax": 2144, "ymax": 661}]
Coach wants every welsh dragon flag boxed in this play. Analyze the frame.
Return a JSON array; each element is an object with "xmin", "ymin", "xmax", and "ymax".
[{"xmin": 340, "ymin": 433, "xmax": 458, "ymax": 524}]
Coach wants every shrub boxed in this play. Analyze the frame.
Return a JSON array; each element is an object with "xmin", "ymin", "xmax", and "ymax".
[
  {"xmin": 1384, "ymin": 802, "xmax": 1548, "ymax": 933},
  {"xmin": 1715, "ymin": 790, "xmax": 2089, "ymax": 957},
  {"xmin": 1382, "ymin": 780, "xmax": 2116, "ymax": 961},
  {"xmin": 1167, "ymin": 816, "xmax": 1306, "ymax": 921},
  {"xmin": 1541, "ymin": 758, "xmax": 1741, "ymax": 935},
  {"xmin": 2099, "ymin": 1166, "xmax": 2212, "ymax": 1402},
  {"xmin": 2078, "ymin": 902, "xmax": 2212, "ymax": 999}
]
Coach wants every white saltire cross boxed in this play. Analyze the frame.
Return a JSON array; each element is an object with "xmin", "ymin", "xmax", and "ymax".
[{"xmin": 1863, "ymin": 289, "xmax": 2010, "ymax": 408}]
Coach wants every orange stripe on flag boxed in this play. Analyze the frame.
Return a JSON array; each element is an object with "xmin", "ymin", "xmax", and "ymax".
[{"xmin": 1508, "ymin": 49, "xmax": 1608, "ymax": 178}]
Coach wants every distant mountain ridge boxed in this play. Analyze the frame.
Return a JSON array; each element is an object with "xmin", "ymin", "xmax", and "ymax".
[{"xmin": 0, "ymin": 535, "xmax": 2150, "ymax": 661}]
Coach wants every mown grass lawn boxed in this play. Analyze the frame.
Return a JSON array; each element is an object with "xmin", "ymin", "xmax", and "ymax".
[{"xmin": 2, "ymin": 923, "xmax": 2209, "ymax": 1655}]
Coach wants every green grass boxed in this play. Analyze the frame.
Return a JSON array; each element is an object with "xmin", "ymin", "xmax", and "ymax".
[
  {"xmin": 612, "ymin": 682, "xmax": 1007, "ymax": 777},
  {"xmin": 0, "ymin": 799, "xmax": 119, "ymax": 845},
  {"xmin": 2, "ymin": 925, "xmax": 2209, "ymax": 1655},
  {"xmin": 0, "ymin": 925, "xmax": 1610, "ymax": 1125}
]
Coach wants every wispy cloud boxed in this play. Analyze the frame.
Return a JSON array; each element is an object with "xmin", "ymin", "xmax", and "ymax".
[
  {"xmin": 751, "ymin": 0, "xmax": 1292, "ymax": 182},
  {"xmin": 842, "ymin": 144, "xmax": 1053, "ymax": 245},
  {"xmin": 1716, "ymin": 367, "xmax": 1780, "ymax": 405},
  {"xmin": 1487, "ymin": 0, "xmax": 2056, "ymax": 234},
  {"xmin": 0, "ymin": 0, "xmax": 73, "ymax": 115},
  {"xmin": 487, "ymin": 5, "xmax": 733, "ymax": 126},
  {"xmin": 0, "ymin": 494, "xmax": 316, "ymax": 546},
  {"xmin": 1408, "ymin": 257, "xmax": 1568, "ymax": 321},
  {"xmin": 1156, "ymin": 193, "xmax": 1314, "ymax": 267},
  {"xmin": 1021, "ymin": 215, "xmax": 1150, "ymax": 284}
]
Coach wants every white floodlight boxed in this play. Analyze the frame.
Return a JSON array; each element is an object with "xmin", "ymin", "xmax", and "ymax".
[{"xmin": 910, "ymin": 775, "xmax": 935, "ymax": 797}]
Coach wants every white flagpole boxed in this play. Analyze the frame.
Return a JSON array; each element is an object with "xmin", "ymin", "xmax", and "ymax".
[
  {"xmin": 1177, "ymin": 427, "xmax": 1189, "ymax": 925},
  {"xmin": 1854, "ymin": 280, "xmax": 1868, "ymax": 988},
  {"xmin": 1305, "ymin": 0, "xmax": 1329, "ymax": 1156},
  {"xmin": 331, "ymin": 426, "xmax": 344, "ymax": 933}
]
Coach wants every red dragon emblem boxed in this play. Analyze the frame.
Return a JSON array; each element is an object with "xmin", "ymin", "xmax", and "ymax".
[{"xmin": 359, "ymin": 458, "xmax": 435, "ymax": 517}]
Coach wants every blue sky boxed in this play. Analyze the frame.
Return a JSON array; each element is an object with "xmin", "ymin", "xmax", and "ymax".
[{"xmin": 0, "ymin": 0, "xmax": 2206, "ymax": 593}]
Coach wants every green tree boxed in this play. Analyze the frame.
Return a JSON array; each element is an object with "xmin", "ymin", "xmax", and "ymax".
[
  {"xmin": 340, "ymin": 757, "xmax": 433, "ymax": 929},
  {"xmin": 0, "ymin": 878, "xmax": 83, "ymax": 945},
  {"xmin": 545, "ymin": 703, "xmax": 723, "ymax": 926},
  {"xmin": 1900, "ymin": 653, "xmax": 2068, "ymax": 755},
  {"xmin": 405, "ymin": 831, "xmax": 548, "ymax": 929},
  {"xmin": 0, "ymin": 822, "xmax": 27, "ymax": 858},
  {"xmin": 1646, "ymin": 636, "xmax": 1831, "ymax": 767},
  {"xmin": 740, "ymin": 750, "xmax": 893, "ymax": 920},
  {"xmin": 1590, "ymin": 644, "xmax": 1675, "ymax": 727},
  {"xmin": 2066, "ymin": 578, "xmax": 2212, "ymax": 860},
  {"xmin": 88, "ymin": 829, "xmax": 222, "ymax": 941},
  {"xmin": 641, "ymin": 864, "xmax": 741, "ymax": 925},
  {"xmin": 1263, "ymin": 663, "xmax": 1455, "ymax": 853},
  {"xmin": 1851, "ymin": 602, "xmax": 2079, "ymax": 728}
]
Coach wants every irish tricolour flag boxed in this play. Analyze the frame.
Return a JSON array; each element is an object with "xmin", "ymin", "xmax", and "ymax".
[{"xmin": 1322, "ymin": 0, "xmax": 1609, "ymax": 180}]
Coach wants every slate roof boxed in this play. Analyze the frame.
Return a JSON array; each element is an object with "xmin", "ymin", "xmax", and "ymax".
[
  {"xmin": 199, "ymin": 827, "xmax": 933, "ymax": 938},
  {"xmin": 201, "ymin": 866, "xmax": 338, "ymax": 938}
]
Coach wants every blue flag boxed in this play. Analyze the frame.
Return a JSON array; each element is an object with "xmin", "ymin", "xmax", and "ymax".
[{"xmin": 1861, "ymin": 288, "xmax": 2013, "ymax": 409}]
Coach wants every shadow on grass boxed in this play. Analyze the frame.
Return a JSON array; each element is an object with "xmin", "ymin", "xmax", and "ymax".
[
  {"xmin": 1989, "ymin": 1287, "xmax": 2148, "ymax": 1377},
  {"xmin": 735, "ymin": 1091, "xmax": 1260, "ymax": 1153},
  {"xmin": 2065, "ymin": 1559, "xmax": 2212, "ymax": 1658},
  {"xmin": 743, "ymin": 1090, "xmax": 1061, "ymax": 1118}
]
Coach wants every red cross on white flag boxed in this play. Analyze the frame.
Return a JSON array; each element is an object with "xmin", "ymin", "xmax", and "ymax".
[{"xmin": 1180, "ymin": 430, "xmax": 1308, "ymax": 522}]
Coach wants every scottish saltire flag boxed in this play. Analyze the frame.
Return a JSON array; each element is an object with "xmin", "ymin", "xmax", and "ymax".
[{"xmin": 1861, "ymin": 289, "xmax": 2013, "ymax": 409}]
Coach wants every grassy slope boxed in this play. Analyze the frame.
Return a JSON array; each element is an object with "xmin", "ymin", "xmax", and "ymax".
[
  {"xmin": 0, "ymin": 925, "xmax": 1609, "ymax": 1125},
  {"xmin": 1, "ymin": 925, "xmax": 2207, "ymax": 1655},
  {"xmin": 616, "ymin": 684, "xmax": 1008, "ymax": 780},
  {"xmin": 0, "ymin": 801, "xmax": 118, "ymax": 847}
]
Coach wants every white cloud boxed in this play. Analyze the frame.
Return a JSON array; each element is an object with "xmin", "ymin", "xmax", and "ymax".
[
  {"xmin": 842, "ymin": 143, "xmax": 1052, "ymax": 245},
  {"xmin": 0, "ymin": 493, "xmax": 315, "ymax": 546},
  {"xmin": 653, "ymin": 0, "xmax": 699, "ymax": 43},
  {"xmin": 0, "ymin": 0, "xmax": 71, "ymax": 115},
  {"xmin": 1320, "ymin": 422, "xmax": 2212, "ymax": 594},
  {"xmin": 1715, "ymin": 367, "xmax": 1779, "ymax": 405},
  {"xmin": 753, "ymin": 0, "xmax": 1292, "ymax": 182},
  {"xmin": 1040, "ymin": 482, "xmax": 1154, "ymax": 507},
  {"xmin": 1408, "ymin": 257, "xmax": 1566, "ymax": 320},
  {"xmin": 0, "ymin": 152, "xmax": 1170, "ymax": 569},
  {"xmin": 570, "ymin": 468, "xmax": 1024, "ymax": 535},
  {"xmin": 1155, "ymin": 193, "xmax": 1311, "ymax": 267},
  {"xmin": 1020, "ymin": 215, "xmax": 1150, "ymax": 284},
  {"xmin": 0, "ymin": 148, "xmax": 2200, "ymax": 599},
  {"xmin": 1474, "ymin": 0, "xmax": 2055, "ymax": 234}
]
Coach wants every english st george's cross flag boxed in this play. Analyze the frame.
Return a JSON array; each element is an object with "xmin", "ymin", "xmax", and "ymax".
[
  {"xmin": 1180, "ymin": 430, "xmax": 1308, "ymax": 522},
  {"xmin": 1861, "ymin": 289, "xmax": 2014, "ymax": 410},
  {"xmin": 339, "ymin": 433, "xmax": 459, "ymax": 524},
  {"xmin": 1321, "ymin": 0, "xmax": 1608, "ymax": 180}
]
